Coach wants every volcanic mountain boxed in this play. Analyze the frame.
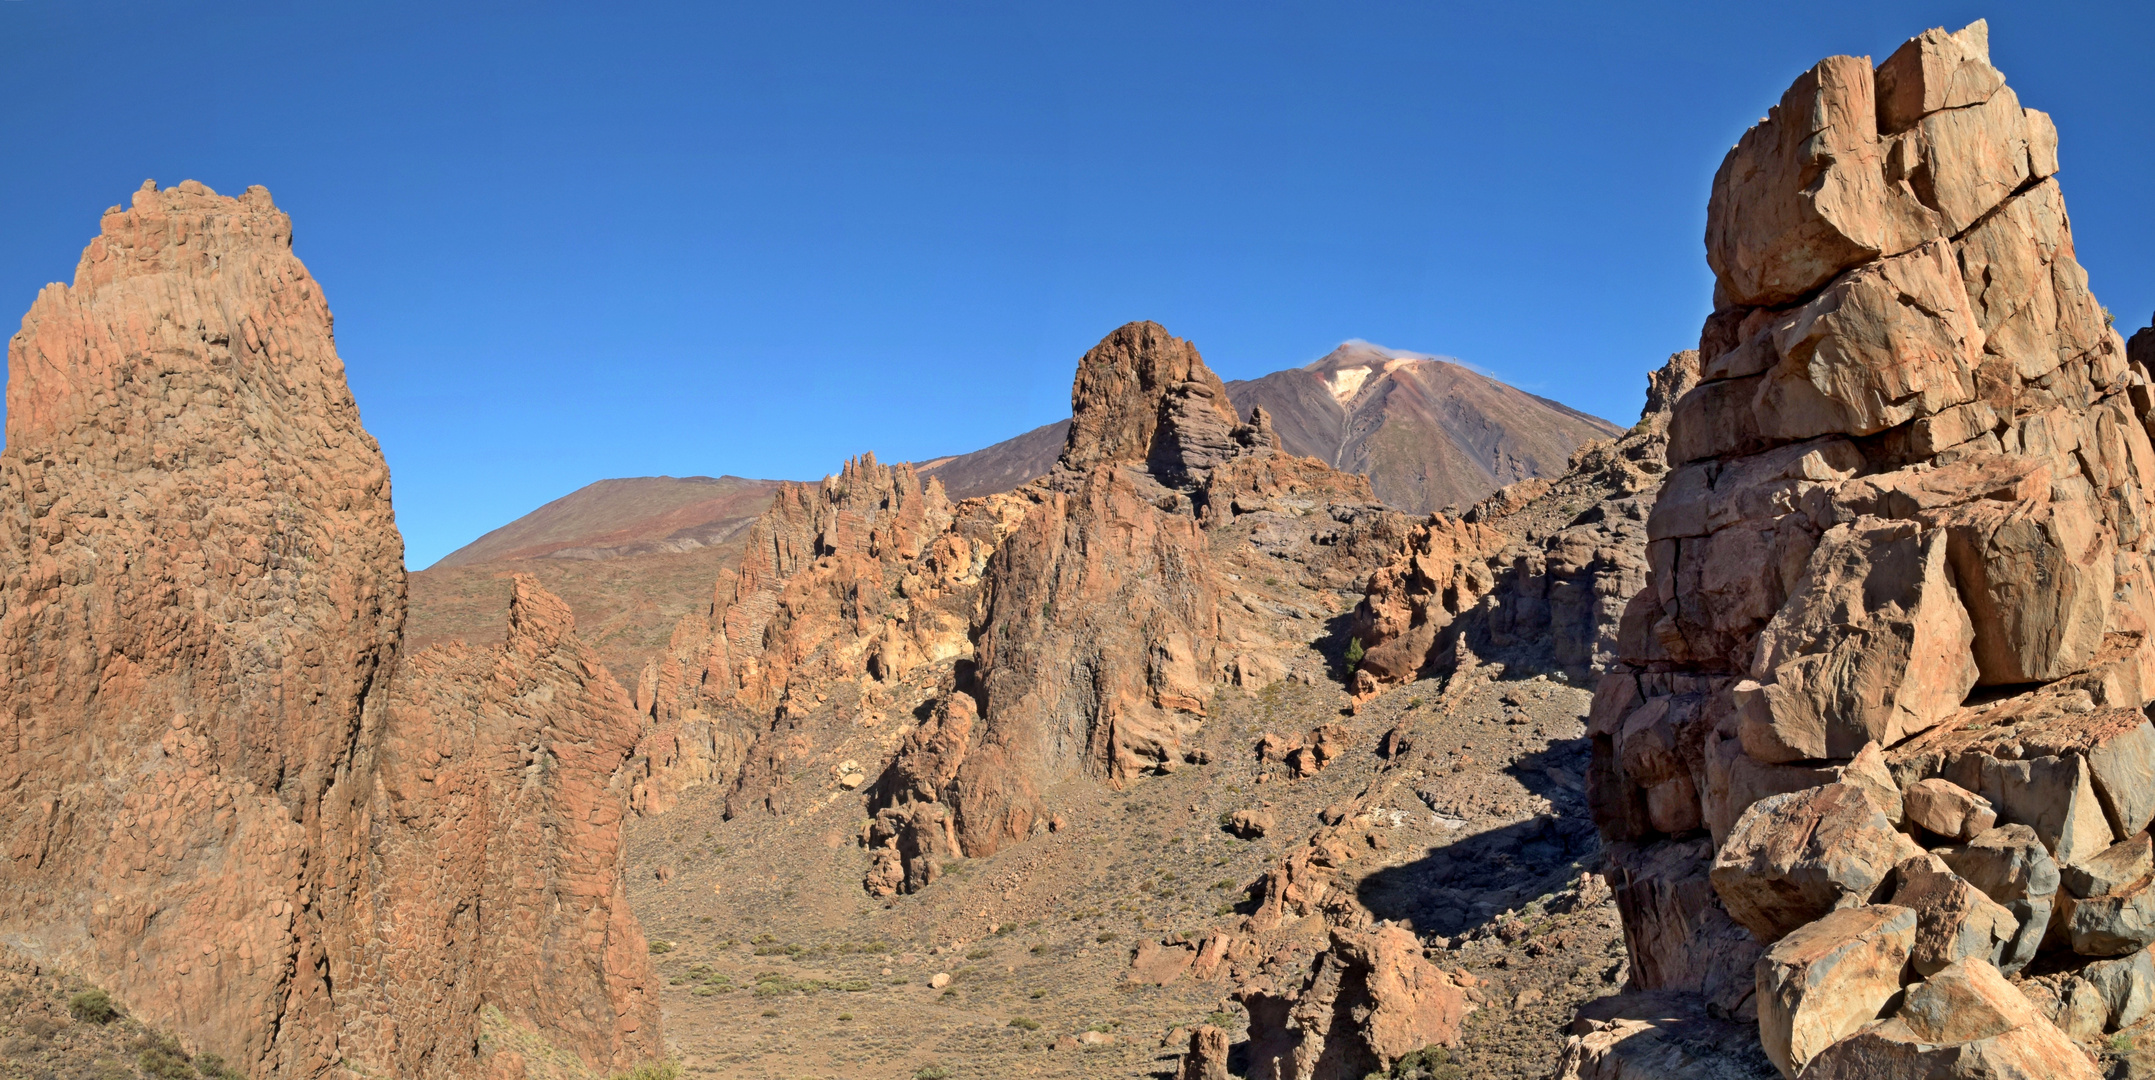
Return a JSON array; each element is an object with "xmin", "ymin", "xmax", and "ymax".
[{"xmin": 920, "ymin": 341, "xmax": 1622, "ymax": 512}]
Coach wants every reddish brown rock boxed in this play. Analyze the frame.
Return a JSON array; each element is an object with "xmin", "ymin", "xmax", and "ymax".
[
  {"xmin": 1804, "ymin": 958, "xmax": 2100, "ymax": 1080},
  {"xmin": 0, "ymin": 182, "xmax": 659, "ymax": 1077},
  {"xmin": 1905, "ymin": 778, "xmax": 2000, "ymax": 841},
  {"xmin": 1239, "ymin": 924, "xmax": 1467, "ymax": 1080},
  {"xmin": 1754, "ymin": 904, "xmax": 1916, "ymax": 1078},
  {"xmin": 1592, "ymin": 22, "xmax": 2155, "ymax": 1069},
  {"xmin": 370, "ymin": 576, "xmax": 663, "ymax": 1072},
  {"xmin": 1180, "ymin": 1025, "xmax": 1231, "ymax": 1080}
]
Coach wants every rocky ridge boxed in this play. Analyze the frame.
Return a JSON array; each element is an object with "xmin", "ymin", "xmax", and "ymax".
[
  {"xmin": 917, "ymin": 342, "xmax": 1622, "ymax": 514},
  {"xmin": 0, "ymin": 182, "xmax": 658, "ymax": 1078},
  {"xmin": 1581, "ymin": 21, "xmax": 2146, "ymax": 1079}
]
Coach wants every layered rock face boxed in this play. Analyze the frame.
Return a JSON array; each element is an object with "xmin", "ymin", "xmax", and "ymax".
[
  {"xmin": 368, "ymin": 577, "xmax": 663, "ymax": 1075},
  {"xmin": 626, "ymin": 452, "xmax": 1014, "ymax": 816},
  {"xmin": 0, "ymin": 182, "xmax": 657, "ymax": 1078},
  {"xmin": 1588, "ymin": 21, "xmax": 2135, "ymax": 1078},
  {"xmin": 1349, "ymin": 350, "xmax": 1700, "ymax": 690},
  {"xmin": 870, "ymin": 323, "xmax": 1306, "ymax": 888}
]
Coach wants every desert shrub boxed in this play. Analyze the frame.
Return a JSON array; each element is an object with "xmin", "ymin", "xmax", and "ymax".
[
  {"xmin": 646, "ymin": 940, "xmax": 673, "ymax": 955},
  {"xmin": 1388, "ymin": 1046, "xmax": 1463, "ymax": 1080},
  {"xmin": 1029, "ymin": 989, "xmax": 1047, "ymax": 999},
  {"xmin": 136, "ymin": 1033, "xmax": 192, "ymax": 1080},
  {"xmin": 914, "ymin": 1068, "xmax": 951, "ymax": 1080},
  {"xmin": 609, "ymin": 1063, "xmax": 680, "ymax": 1080},
  {"xmin": 1344, "ymin": 637, "xmax": 1365, "ymax": 672},
  {"xmin": 965, "ymin": 947, "xmax": 991, "ymax": 960},
  {"xmin": 1095, "ymin": 931, "xmax": 1118, "ymax": 943},
  {"xmin": 68, "ymin": 989, "xmax": 118, "ymax": 1024},
  {"xmin": 1008, "ymin": 1016, "xmax": 1041, "ymax": 1031}
]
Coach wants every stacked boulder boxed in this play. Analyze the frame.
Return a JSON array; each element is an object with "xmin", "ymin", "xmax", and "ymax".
[{"xmin": 1591, "ymin": 21, "xmax": 2147, "ymax": 1078}]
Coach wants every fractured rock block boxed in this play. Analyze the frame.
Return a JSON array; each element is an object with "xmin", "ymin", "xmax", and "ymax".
[
  {"xmin": 1935, "ymin": 824, "xmax": 2059, "ymax": 972},
  {"xmin": 1944, "ymin": 751, "xmax": 2114, "ymax": 867},
  {"xmin": 1738, "ymin": 520, "xmax": 1976, "ymax": 762},
  {"xmin": 2066, "ymin": 874, "xmax": 2155, "ymax": 956},
  {"xmin": 1889, "ymin": 854, "xmax": 2016, "ymax": 976},
  {"xmin": 2081, "ymin": 946, "xmax": 2155, "ymax": 1031},
  {"xmin": 1754, "ymin": 904, "xmax": 1916, "ymax": 1079},
  {"xmin": 1712, "ymin": 783, "xmax": 1920, "ymax": 942},
  {"xmin": 1903, "ymin": 777, "xmax": 1998, "ymax": 841},
  {"xmin": 1803, "ymin": 956, "xmax": 2099, "ymax": 1080},
  {"xmin": 2059, "ymin": 832, "xmax": 2152, "ymax": 899}
]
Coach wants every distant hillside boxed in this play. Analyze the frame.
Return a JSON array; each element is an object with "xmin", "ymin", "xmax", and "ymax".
[
  {"xmin": 417, "ymin": 475, "xmax": 782, "ymax": 676},
  {"xmin": 919, "ymin": 341, "xmax": 1621, "ymax": 514},
  {"xmin": 432, "ymin": 474, "xmax": 779, "ymax": 567}
]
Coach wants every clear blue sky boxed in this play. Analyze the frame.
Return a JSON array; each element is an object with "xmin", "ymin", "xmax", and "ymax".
[{"xmin": 3, "ymin": 2, "xmax": 2150, "ymax": 568}]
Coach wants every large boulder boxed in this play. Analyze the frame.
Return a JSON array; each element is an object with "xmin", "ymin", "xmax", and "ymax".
[
  {"xmin": 1803, "ymin": 958, "xmax": 2099, "ymax": 1080},
  {"xmin": 1711, "ymin": 784, "xmax": 1919, "ymax": 942},
  {"xmin": 1735, "ymin": 521, "xmax": 1978, "ymax": 762},
  {"xmin": 1888, "ymin": 855, "xmax": 2016, "ymax": 975},
  {"xmin": 1904, "ymin": 778, "xmax": 1998, "ymax": 841},
  {"xmin": 1935, "ymin": 824, "xmax": 2059, "ymax": 972},
  {"xmin": 1754, "ymin": 905, "xmax": 1916, "ymax": 1079}
]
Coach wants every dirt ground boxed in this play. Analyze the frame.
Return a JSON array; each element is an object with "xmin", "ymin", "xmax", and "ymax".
[{"xmin": 624, "ymin": 666, "xmax": 1624, "ymax": 1080}]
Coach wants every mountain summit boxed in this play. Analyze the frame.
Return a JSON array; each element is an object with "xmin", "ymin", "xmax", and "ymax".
[{"xmin": 919, "ymin": 340, "xmax": 1620, "ymax": 513}]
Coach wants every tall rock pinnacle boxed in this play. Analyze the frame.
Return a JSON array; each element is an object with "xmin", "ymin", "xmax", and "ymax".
[
  {"xmin": 0, "ymin": 180, "xmax": 407, "ymax": 1072},
  {"xmin": 0, "ymin": 181, "xmax": 662, "ymax": 1078},
  {"xmin": 1586, "ymin": 22, "xmax": 2134, "ymax": 1078}
]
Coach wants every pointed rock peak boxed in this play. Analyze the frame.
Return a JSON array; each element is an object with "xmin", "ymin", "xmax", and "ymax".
[{"xmin": 1060, "ymin": 321, "xmax": 1234, "ymax": 472}]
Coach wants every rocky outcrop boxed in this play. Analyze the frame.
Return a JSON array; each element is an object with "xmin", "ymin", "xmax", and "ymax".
[
  {"xmin": 1237, "ymin": 924, "xmax": 1468, "ymax": 1080},
  {"xmin": 1590, "ymin": 20, "xmax": 2155, "ymax": 1077},
  {"xmin": 0, "ymin": 182, "xmax": 658, "ymax": 1078},
  {"xmin": 370, "ymin": 576, "xmax": 663, "ymax": 1075},
  {"xmin": 627, "ymin": 452, "xmax": 1008, "ymax": 816},
  {"xmin": 870, "ymin": 323, "xmax": 1264, "ymax": 885},
  {"xmin": 1349, "ymin": 350, "xmax": 1699, "ymax": 691}
]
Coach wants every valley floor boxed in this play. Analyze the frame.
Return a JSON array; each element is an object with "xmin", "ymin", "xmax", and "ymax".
[{"xmin": 624, "ymin": 671, "xmax": 1625, "ymax": 1080}]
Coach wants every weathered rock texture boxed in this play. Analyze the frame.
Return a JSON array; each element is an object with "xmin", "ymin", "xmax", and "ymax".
[
  {"xmin": 917, "ymin": 339, "xmax": 1623, "ymax": 514},
  {"xmin": 1237, "ymin": 924, "xmax": 1468, "ymax": 1080},
  {"xmin": 1350, "ymin": 350, "xmax": 1699, "ymax": 689},
  {"xmin": 870, "ymin": 322, "xmax": 1358, "ymax": 889},
  {"xmin": 0, "ymin": 182, "xmax": 657, "ymax": 1078},
  {"xmin": 1589, "ymin": 21, "xmax": 2155, "ymax": 1077}
]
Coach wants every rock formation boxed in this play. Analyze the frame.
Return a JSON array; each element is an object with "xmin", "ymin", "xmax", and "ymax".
[
  {"xmin": 870, "ymin": 322, "xmax": 1332, "ymax": 888},
  {"xmin": 917, "ymin": 339, "xmax": 1623, "ymax": 513},
  {"xmin": 1586, "ymin": 21, "xmax": 2137, "ymax": 1078},
  {"xmin": 1349, "ymin": 350, "xmax": 1700, "ymax": 690},
  {"xmin": 0, "ymin": 181, "xmax": 658, "ymax": 1078},
  {"xmin": 1237, "ymin": 924, "xmax": 1468, "ymax": 1080}
]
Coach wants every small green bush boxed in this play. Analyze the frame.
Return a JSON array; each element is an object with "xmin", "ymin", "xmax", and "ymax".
[
  {"xmin": 1095, "ymin": 931, "xmax": 1118, "ymax": 943},
  {"xmin": 69, "ymin": 988, "xmax": 119, "ymax": 1024},
  {"xmin": 965, "ymin": 947, "xmax": 991, "ymax": 960},
  {"xmin": 136, "ymin": 1033, "xmax": 192, "ymax": 1080},
  {"xmin": 1029, "ymin": 988, "xmax": 1047, "ymax": 999},
  {"xmin": 915, "ymin": 1067, "xmax": 951, "ymax": 1080},
  {"xmin": 1008, "ymin": 1016, "xmax": 1041, "ymax": 1031},
  {"xmin": 1344, "ymin": 637, "xmax": 1366, "ymax": 672},
  {"xmin": 1388, "ymin": 1045, "xmax": 1464, "ymax": 1080},
  {"xmin": 646, "ymin": 940, "xmax": 673, "ymax": 955}
]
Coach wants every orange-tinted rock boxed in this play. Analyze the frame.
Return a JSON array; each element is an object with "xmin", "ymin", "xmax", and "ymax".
[
  {"xmin": 369, "ymin": 577, "xmax": 663, "ymax": 1073},
  {"xmin": 0, "ymin": 182, "xmax": 659, "ymax": 1078},
  {"xmin": 0, "ymin": 180, "xmax": 405, "ymax": 1074},
  {"xmin": 1597, "ymin": 19, "xmax": 2155, "ymax": 1072},
  {"xmin": 1238, "ymin": 924, "xmax": 1467, "ymax": 1080}
]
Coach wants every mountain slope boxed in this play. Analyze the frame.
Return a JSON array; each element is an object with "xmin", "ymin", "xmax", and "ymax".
[
  {"xmin": 433, "ymin": 474, "xmax": 779, "ymax": 567},
  {"xmin": 918, "ymin": 341, "xmax": 1621, "ymax": 514}
]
